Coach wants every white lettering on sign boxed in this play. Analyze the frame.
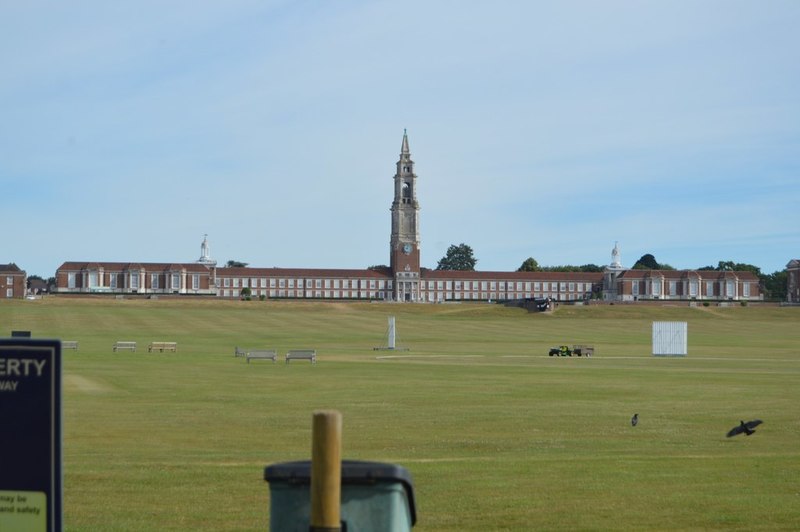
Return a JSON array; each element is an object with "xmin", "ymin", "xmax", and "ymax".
[
  {"xmin": 0, "ymin": 358, "xmax": 47, "ymax": 377},
  {"xmin": 0, "ymin": 381, "xmax": 19, "ymax": 391}
]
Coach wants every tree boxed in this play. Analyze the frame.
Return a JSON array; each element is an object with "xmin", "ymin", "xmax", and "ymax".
[
  {"xmin": 436, "ymin": 243, "xmax": 477, "ymax": 271},
  {"xmin": 517, "ymin": 257, "xmax": 540, "ymax": 272},
  {"xmin": 762, "ymin": 270, "xmax": 787, "ymax": 301},
  {"xmin": 226, "ymin": 260, "xmax": 248, "ymax": 268},
  {"xmin": 632, "ymin": 254, "xmax": 659, "ymax": 269}
]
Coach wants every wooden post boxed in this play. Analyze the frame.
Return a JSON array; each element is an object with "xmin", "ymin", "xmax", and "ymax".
[{"xmin": 310, "ymin": 410, "xmax": 342, "ymax": 532}]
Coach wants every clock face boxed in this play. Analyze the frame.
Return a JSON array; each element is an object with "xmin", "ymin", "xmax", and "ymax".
[{"xmin": 402, "ymin": 243, "xmax": 412, "ymax": 255}]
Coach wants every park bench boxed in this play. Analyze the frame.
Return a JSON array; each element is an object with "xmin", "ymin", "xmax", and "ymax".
[
  {"xmin": 113, "ymin": 341, "xmax": 137, "ymax": 352},
  {"xmin": 246, "ymin": 350, "xmax": 278, "ymax": 363},
  {"xmin": 62, "ymin": 340, "xmax": 79, "ymax": 351},
  {"xmin": 148, "ymin": 341, "xmax": 177, "ymax": 353},
  {"xmin": 285, "ymin": 349, "xmax": 316, "ymax": 364}
]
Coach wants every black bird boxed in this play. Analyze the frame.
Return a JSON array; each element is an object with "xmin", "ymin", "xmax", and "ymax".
[
  {"xmin": 631, "ymin": 413, "xmax": 638, "ymax": 427},
  {"xmin": 726, "ymin": 419, "xmax": 763, "ymax": 437}
]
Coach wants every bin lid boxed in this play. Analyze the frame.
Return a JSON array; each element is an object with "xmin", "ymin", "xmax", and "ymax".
[{"xmin": 264, "ymin": 459, "xmax": 416, "ymax": 525}]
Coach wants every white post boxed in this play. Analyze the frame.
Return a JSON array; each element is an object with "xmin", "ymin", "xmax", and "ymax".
[{"xmin": 388, "ymin": 316, "xmax": 396, "ymax": 350}]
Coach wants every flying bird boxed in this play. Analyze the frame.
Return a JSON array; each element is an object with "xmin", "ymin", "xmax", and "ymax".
[
  {"xmin": 631, "ymin": 413, "xmax": 638, "ymax": 427},
  {"xmin": 726, "ymin": 419, "xmax": 763, "ymax": 437}
]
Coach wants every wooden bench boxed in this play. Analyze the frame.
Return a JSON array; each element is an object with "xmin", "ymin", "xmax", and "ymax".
[
  {"xmin": 113, "ymin": 341, "xmax": 137, "ymax": 352},
  {"xmin": 234, "ymin": 346, "xmax": 247, "ymax": 357},
  {"xmin": 148, "ymin": 341, "xmax": 177, "ymax": 353},
  {"xmin": 62, "ymin": 340, "xmax": 79, "ymax": 351},
  {"xmin": 285, "ymin": 350, "xmax": 316, "ymax": 364},
  {"xmin": 246, "ymin": 350, "xmax": 278, "ymax": 363}
]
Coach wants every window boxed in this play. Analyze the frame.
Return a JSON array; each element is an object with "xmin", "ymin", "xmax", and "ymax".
[
  {"xmin": 151, "ymin": 274, "xmax": 160, "ymax": 289},
  {"xmin": 130, "ymin": 274, "xmax": 140, "ymax": 290},
  {"xmin": 569, "ymin": 282, "xmax": 575, "ymax": 292},
  {"xmin": 288, "ymin": 279, "xmax": 295, "ymax": 288},
  {"xmin": 171, "ymin": 273, "xmax": 181, "ymax": 290},
  {"xmin": 726, "ymin": 280, "xmax": 735, "ymax": 298},
  {"xmin": 68, "ymin": 273, "xmax": 76, "ymax": 289},
  {"xmin": 652, "ymin": 280, "xmax": 661, "ymax": 296},
  {"xmin": 6, "ymin": 288, "xmax": 12, "ymax": 298},
  {"xmin": 110, "ymin": 274, "xmax": 117, "ymax": 289},
  {"xmin": 743, "ymin": 282, "xmax": 750, "ymax": 297},
  {"xmin": 706, "ymin": 281, "xmax": 715, "ymax": 297},
  {"xmin": 88, "ymin": 272, "xmax": 99, "ymax": 288},
  {"xmin": 632, "ymin": 281, "xmax": 639, "ymax": 296},
  {"xmin": 224, "ymin": 278, "xmax": 231, "ymax": 288},
  {"xmin": 192, "ymin": 274, "xmax": 200, "ymax": 290},
  {"xmin": 689, "ymin": 280, "xmax": 698, "ymax": 297}
]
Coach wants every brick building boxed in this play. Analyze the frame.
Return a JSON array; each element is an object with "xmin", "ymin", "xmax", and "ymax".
[
  {"xmin": 54, "ymin": 132, "xmax": 763, "ymax": 303},
  {"xmin": 1, "ymin": 263, "xmax": 27, "ymax": 299},
  {"xmin": 610, "ymin": 269, "xmax": 761, "ymax": 302},
  {"xmin": 55, "ymin": 262, "xmax": 217, "ymax": 296}
]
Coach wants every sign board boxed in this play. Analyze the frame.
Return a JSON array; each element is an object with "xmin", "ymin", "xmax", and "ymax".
[
  {"xmin": 0, "ymin": 339, "xmax": 62, "ymax": 531},
  {"xmin": 652, "ymin": 321, "xmax": 688, "ymax": 356}
]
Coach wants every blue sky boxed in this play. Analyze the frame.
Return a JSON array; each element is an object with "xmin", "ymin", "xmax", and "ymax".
[{"xmin": 2, "ymin": 1, "xmax": 798, "ymax": 278}]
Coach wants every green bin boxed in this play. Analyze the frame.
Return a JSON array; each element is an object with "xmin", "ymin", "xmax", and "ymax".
[{"xmin": 264, "ymin": 460, "xmax": 416, "ymax": 531}]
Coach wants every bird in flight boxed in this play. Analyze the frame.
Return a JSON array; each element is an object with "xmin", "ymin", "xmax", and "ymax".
[
  {"xmin": 726, "ymin": 419, "xmax": 763, "ymax": 437},
  {"xmin": 631, "ymin": 413, "xmax": 638, "ymax": 427}
]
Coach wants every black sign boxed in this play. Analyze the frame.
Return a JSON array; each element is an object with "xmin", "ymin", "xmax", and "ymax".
[{"xmin": 0, "ymin": 339, "xmax": 62, "ymax": 532}]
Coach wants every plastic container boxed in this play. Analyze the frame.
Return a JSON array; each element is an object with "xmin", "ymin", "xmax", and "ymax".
[{"xmin": 264, "ymin": 459, "xmax": 416, "ymax": 531}]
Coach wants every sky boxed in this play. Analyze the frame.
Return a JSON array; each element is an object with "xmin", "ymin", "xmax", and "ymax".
[{"xmin": 2, "ymin": 1, "xmax": 799, "ymax": 278}]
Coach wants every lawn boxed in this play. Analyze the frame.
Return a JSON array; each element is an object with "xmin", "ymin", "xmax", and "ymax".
[{"xmin": 2, "ymin": 298, "xmax": 799, "ymax": 530}]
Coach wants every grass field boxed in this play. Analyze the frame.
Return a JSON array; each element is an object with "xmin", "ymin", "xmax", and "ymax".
[{"xmin": 2, "ymin": 298, "xmax": 799, "ymax": 530}]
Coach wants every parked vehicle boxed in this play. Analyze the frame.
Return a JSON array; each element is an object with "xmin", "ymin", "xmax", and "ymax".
[
  {"xmin": 548, "ymin": 344, "xmax": 594, "ymax": 357},
  {"xmin": 549, "ymin": 345, "xmax": 572, "ymax": 356}
]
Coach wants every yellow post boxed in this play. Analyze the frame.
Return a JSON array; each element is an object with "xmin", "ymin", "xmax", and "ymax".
[{"xmin": 310, "ymin": 410, "xmax": 342, "ymax": 532}]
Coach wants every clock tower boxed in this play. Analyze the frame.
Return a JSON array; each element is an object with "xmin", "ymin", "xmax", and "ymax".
[{"xmin": 390, "ymin": 130, "xmax": 421, "ymax": 301}]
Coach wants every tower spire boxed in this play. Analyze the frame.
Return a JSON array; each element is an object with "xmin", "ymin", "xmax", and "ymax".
[
  {"xmin": 390, "ymin": 130, "xmax": 420, "ymax": 301},
  {"xmin": 401, "ymin": 128, "xmax": 410, "ymax": 155},
  {"xmin": 197, "ymin": 234, "xmax": 216, "ymax": 266},
  {"xmin": 610, "ymin": 241, "xmax": 622, "ymax": 269}
]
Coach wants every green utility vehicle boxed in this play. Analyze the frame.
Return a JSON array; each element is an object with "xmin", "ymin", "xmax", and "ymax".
[{"xmin": 548, "ymin": 345, "xmax": 594, "ymax": 357}]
